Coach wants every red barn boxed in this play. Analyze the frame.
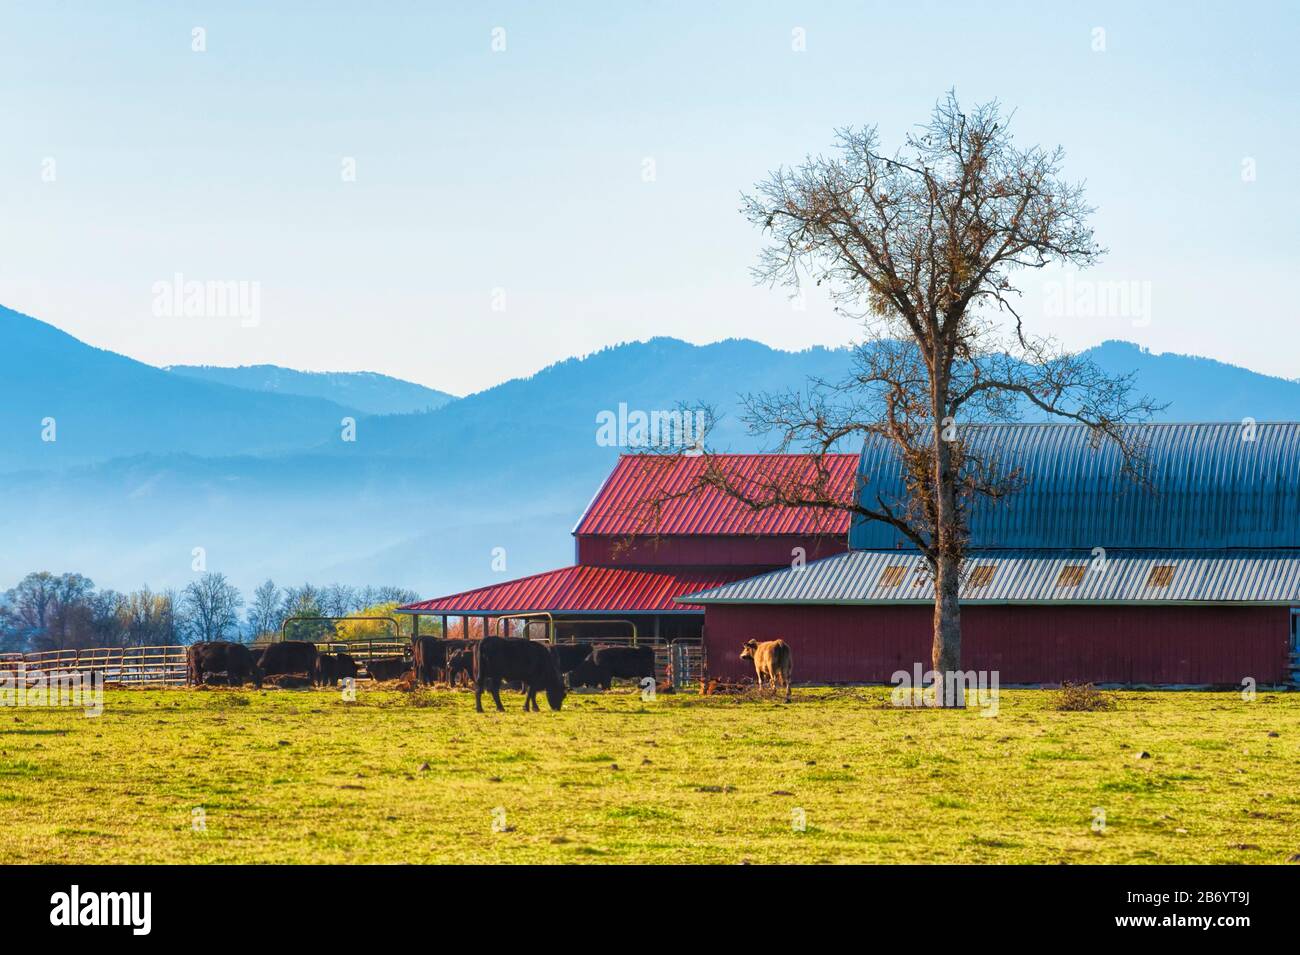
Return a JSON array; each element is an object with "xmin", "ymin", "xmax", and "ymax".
[
  {"xmin": 399, "ymin": 453, "xmax": 857, "ymax": 644},
  {"xmin": 681, "ymin": 423, "xmax": 1300, "ymax": 687}
]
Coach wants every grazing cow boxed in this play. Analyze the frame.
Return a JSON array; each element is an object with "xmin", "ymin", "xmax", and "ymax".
[
  {"xmin": 740, "ymin": 639, "xmax": 793, "ymax": 702},
  {"xmin": 259, "ymin": 640, "xmax": 319, "ymax": 678},
  {"xmin": 315, "ymin": 652, "xmax": 358, "ymax": 687},
  {"xmin": 365, "ymin": 657, "xmax": 411, "ymax": 681},
  {"xmin": 568, "ymin": 645, "xmax": 655, "ymax": 691},
  {"xmin": 550, "ymin": 643, "xmax": 594, "ymax": 676},
  {"xmin": 412, "ymin": 636, "xmax": 450, "ymax": 685},
  {"xmin": 186, "ymin": 641, "xmax": 262, "ymax": 688},
  {"xmin": 446, "ymin": 648, "xmax": 474, "ymax": 687},
  {"xmin": 473, "ymin": 637, "xmax": 565, "ymax": 712}
]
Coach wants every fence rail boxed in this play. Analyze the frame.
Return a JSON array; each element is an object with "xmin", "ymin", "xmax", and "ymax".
[{"xmin": 0, "ymin": 646, "xmax": 188, "ymax": 685}]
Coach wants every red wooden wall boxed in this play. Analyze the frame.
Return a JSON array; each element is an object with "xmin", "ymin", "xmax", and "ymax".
[
  {"xmin": 576, "ymin": 533, "xmax": 847, "ymax": 568},
  {"xmin": 703, "ymin": 603, "xmax": 1290, "ymax": 686}
]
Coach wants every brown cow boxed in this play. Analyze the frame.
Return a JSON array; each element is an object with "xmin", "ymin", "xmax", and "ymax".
[{"xmin": 739, "ymin": 639, "xmax": 792, "ymax": 702}]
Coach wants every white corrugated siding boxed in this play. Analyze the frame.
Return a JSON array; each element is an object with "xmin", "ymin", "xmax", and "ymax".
[{"xmin": 679, "ymin": 549, "xmax": 1300, "ymax": 605}]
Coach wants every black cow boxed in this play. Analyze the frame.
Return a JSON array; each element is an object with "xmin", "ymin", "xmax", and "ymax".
[
  {"xmin": 474, "ymin": 637, "xmax": 565, "ymax": 712},
  {"xmin": 550, "ymin": 643, "xmax": 594, "ymax": 675},
  {"xmin": 569, "ymin": 645, "xmax": 655, "ymax": 690},
  {"xmin": 412, "ymin": 636, "xmax": 449, "ymax": 685},
  {"xmin": 315, "ymin": 652, "xmax": 358, "ymax": 687},
  {"xmin": 446, "ymin": 648, "xmax": 474, "ymax": 687},
  {"xmin": 365, "ymin": 657, "xmax": 411, "ymax": 681},
  {"xmin": 259, "ymin": 640, "xmax": 319, "ymax": 678},
  {"xmin": 186, "ymin": 641, "xmax": 262, "ymax": 688}
]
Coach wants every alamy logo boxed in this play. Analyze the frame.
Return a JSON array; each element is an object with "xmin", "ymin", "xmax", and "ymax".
[
  {"xmin": 151, "ymin": 272, "xmax": 261, "ymax": 327},
  {"xmin": 1, "ymin": 665, "xmax": 103, "ymax": 717},
  {"xmin": 890, "ymin": 663, "xmax": 1000, "ymax": 716},
  {"xmin": 49, "ymin": 885, "xmax": 151, "ymax": 935},
  {"xmin": 595, "ymin": 403, "xmax": 707, "ymax": 453}
]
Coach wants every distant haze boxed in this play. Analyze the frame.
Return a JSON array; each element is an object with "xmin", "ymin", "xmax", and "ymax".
[{"xmin": 2, "ymin": 304, "xmax": 1298, "ymax": 599}]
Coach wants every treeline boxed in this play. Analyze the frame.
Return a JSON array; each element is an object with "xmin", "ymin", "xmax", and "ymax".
[{"xmin": 0, "ymin": 571, "xmax": 422, "ymax": 654}]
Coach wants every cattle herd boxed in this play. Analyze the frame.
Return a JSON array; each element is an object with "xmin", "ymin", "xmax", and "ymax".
[{"xmin": 185, "ymin": 635, "xmax": 793, "ymax": 710}]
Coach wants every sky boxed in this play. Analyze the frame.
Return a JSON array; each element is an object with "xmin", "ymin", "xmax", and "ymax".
[{"xmin": 1, "ymin": 1, "xmax": 1296, "ymax": 395}]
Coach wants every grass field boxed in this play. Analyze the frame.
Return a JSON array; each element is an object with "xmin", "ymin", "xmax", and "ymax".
[{"xmin": 1, "ymin": 685, "xmax": 1298, "ymax": 864}]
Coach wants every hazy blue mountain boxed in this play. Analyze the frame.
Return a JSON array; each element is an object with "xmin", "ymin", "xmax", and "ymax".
[
  {"xmin": 166, "ymin": 364, "xmax": 456, "ymax": 416},
  {"xmin": 1085, "ymin": 340, "xmax": 1300, "ymax": 421},
  {"xmin": 337, "ymin": 337, "xmax": 859, "ymax": 464},
  {"xmin": 0, "ymin": 336, "xmax": 857, "ymax": 594},
  {"xmin": 0, "ymin": 306, "xmax": 356, "ymax": 470},
  {"xmin": 2, "ymin": 304, "xmax": 1298, "ymax": 599}
]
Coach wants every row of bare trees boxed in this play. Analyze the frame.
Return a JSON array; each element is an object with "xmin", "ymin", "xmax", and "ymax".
[
  {"xmin": 0, "ymin": 572, "xmax": 419, "ymax": 653},
  {"xmin": 0, "ymin": 572, "xmax": 183, "ymax": 653}
]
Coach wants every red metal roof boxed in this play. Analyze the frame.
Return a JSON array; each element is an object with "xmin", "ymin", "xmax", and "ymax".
[
  {"xmin": 400, "ymin": 564, "xmax": 764, "ymax": 615},
  {"xmin": 574, "ymin": 453, "xmax": 858, "ymax": 538}
]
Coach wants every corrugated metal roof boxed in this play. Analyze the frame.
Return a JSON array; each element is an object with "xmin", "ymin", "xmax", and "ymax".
[
  {"xmin": 850, "ymin": 422, "xmax": 1300, "ymax": 550},
  {"xmin": 400, "ymin": 564, "xmax": 763, "ymax": 615},
  {"xmin": 575, "ymin": 453, "xmax": 859, "ymax": 537},
  {"xmin": 678, "ymin": 549, "xmax": 1300, "ymax": 605}
]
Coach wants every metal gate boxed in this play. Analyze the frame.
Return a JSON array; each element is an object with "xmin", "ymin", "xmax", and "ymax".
[{"xmin": 657, "ymin": 640, "xmax": 704, "ymax": 688}]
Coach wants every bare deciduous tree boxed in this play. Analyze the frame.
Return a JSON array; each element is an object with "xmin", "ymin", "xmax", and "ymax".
[
  {"xmin": 247, "ymin": 579, "xmax": 283, "ymax": 641},
  {"xmin": 634, "ymin": 93, "xmax": 1160, "ymax": 704},
  {"xmin": 181, "ymin": 572, "xmax": 244, "ymax": 644}
]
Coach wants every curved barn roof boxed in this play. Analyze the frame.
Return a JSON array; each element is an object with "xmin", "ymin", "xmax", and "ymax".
[{"xmin": 849, "ymin": 422, "xmax": 1300, "ymax": 550}]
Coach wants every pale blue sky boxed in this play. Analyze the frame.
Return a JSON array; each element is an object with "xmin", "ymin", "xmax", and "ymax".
[{"xmin": 1, "ymin": 1, "xmax": 1296, "ymax": 393}]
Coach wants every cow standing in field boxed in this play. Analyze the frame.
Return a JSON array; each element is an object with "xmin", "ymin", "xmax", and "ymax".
[
  {"xmin": 740, "ymin": 639, "xmax": 792, "ymax": 702},
  {"xmin": 314, "ymin": 652, "xmax": 358, "ymax": 687},
  {"xmin": 550, "ymin": 643, "xmax": 594, "ymax": 679},
  {"xmin": 474, "ymin": 636, "xmax": 566, "ymax": 712},
  {"xmin": 446, "ymin": 648, "xmax": 474, "ymax": 687},
  {"xmin": 259, "ymin": 640, "xmax": 319, "ymax": 679},
  {"xmin": 568, "ymin": 645, "xmax": 655, "ymax": 691},
  {"xmin": 364, "ymin": 656, "xmax": 411, "ymax": 681},
  {"xmin": 412, "ymin": 636, "xmax": 449, "ymax": 685},
  {"xmin": 186, "ymin": 642, "xmax": 262, "ymax": 688}
]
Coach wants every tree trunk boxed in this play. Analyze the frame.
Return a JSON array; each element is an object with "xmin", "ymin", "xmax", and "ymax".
[
  {"xmin": 932, "ymin": 551, "xmax": 963, "ymax": 707},
  {"xmin": 931, "ymin": 411, "xmax": 964, "ymax": 707}
]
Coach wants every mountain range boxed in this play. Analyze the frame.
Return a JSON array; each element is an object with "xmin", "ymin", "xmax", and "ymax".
[
  {"xmin": 164, "ymin": 364, "xmax": 456, "ymax": 416},
  {"xmin": 1, "ymin": 304, "xmax": 1297, "ymax": 598}
]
